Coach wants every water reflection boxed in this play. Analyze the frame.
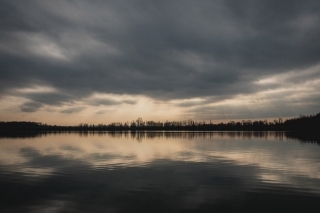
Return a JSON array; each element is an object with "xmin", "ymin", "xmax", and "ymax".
[
  {"xmin": 0, "ymin": 132, "xmax": 320, "ymax": 212},
  {"xmin": 1, "ymin": 130, "xmax": 319, "ymax": 144}
]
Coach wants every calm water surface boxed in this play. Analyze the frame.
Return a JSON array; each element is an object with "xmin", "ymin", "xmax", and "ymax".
[{"xmin": 1, "ymin": 132, "xmax": 320, "ymax": 212}]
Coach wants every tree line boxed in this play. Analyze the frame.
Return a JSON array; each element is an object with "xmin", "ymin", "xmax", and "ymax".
[{"xmin": 1, "ymin": 112, "xmax": 319, "ymax": 132}]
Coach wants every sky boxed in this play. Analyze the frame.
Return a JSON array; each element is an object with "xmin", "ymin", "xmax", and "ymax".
[{"xmin": 1, "ymin": 0, "xmax": 320, "ymax": 125}]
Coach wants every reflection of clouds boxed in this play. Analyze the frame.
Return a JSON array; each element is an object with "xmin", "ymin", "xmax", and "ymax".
[
  {"xmin": 0, "ymin": 133, "xmax": 320, "ymax": 192},
  {"xmin": 19, "ymin": 167, "xmax": 55, "ymax": 177},
  {"xmin": 210, "ymin": 150, "xmax": 320, "ymax": 191},
  {"xmin": 1, "ymin": 133, "xmax": 320, "ymax": 212},
  {"xmin": 28, "ymin": 200, "xmax": 76, "ymax": 213},
  {"xmin": 0, "ymin": 149, "xmax": 27, "ymax": 165},
  {"xmin": 0, "ymin": 133, "xmax": 188, "ymax": 173},
  {"xmin": 189, "ymin": 137, "xmax": 320, "ymax": 191},
  {"xmin": 196, "ymin": 143, "xmax": 320, "ymax": 193}
]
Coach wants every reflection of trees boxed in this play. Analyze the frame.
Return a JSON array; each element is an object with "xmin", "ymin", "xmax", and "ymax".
[
  {"xmin": 0, "ymin": 130, "xmax": 319, "ymax": 144},
  {"xmin": 107, "ymin": 131, "xmax": 288, "ymax": 141},
  {"xmin": 106, "ymin": 131, "xmax": 319, "ymax": 144}
]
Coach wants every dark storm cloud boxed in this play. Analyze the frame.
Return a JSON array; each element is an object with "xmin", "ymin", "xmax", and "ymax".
[{"xmin": 1, "ymin": 0, "xmax": 320, "ymax": 109}]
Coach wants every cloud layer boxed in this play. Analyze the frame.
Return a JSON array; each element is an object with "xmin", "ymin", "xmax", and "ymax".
[{"xmin": 1, "ymin": 0, "xmax": 320, "ymax": 122}]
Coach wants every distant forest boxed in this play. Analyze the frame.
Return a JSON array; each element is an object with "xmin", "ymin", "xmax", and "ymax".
[{"xmin": 1, "ymin": 112, "xmax": 319, "ymax": 132}]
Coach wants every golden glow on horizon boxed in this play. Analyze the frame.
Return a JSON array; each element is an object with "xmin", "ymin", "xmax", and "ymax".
[{"xmin": 1, "ymin": 63, "xmax": 320, "ymax": 125}]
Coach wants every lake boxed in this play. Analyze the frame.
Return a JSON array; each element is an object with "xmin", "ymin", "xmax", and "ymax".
[{"xmin": 1, "ymin": 131, "xmax": 320, "ymax": 212}]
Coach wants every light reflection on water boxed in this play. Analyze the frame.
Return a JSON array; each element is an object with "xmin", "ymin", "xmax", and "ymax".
[{"xmin": 0, "ymin": 131, "xmax": 320, "ymax": 212}]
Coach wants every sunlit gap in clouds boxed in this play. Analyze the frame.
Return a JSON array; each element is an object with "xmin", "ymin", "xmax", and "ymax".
[
  {"xmin": 1, "ymin": 89, "xmax": 184, "ymax": 125},
  {"xmin": 1, "ymin": 77, "xmax": 320, "ymax": 125}
]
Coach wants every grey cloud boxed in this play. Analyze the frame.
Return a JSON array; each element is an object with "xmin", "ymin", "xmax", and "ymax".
[
  {"xmin": 91, "ymin": 99, "xmax": 120, "ymax": 106},
  {"xmin": 95, "ymin": 110, "xmax": 106, "ymax": 115},
  {"xmin": 173, "ymin": 101, "xmax": 196, "ymax": 108},
  {"xmin": 0, "ymin": 0, "xmax": 320, "ymax": 117},
  {"xmin": 90, "ymin": 98, "xmax": 137, "ymax": 106},
  {"xmin": 186, "ymin": 98, "xmax": 320, "ymax": 121},
  {"xmin": 59, "ymin": 107, "xmax": 85, "ymax": 114},
  {"xmin": 24, "ymin": 92, "xmax": 75, "ymax": 106},
  {"xmin": 20, "ymin": 102, "xmax": 43, "ymax": 113},
  {"xmin": 123, "ymin": 100, "xmax": 137, "ymax": 105},
  {"xmin": 95, "ymin": 109, "xmax": 117, "ymax": 115}
]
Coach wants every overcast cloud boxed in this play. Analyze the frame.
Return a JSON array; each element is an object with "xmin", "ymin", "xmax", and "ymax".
[{"xmin": 1, "ymin": 0, "xmax": 320, "ymax": 123}]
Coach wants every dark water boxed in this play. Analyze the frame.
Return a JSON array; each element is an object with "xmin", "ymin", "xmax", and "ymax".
[{"xmin": 1, "ymin": 131, "xmax": 320, "ymax": 213}]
